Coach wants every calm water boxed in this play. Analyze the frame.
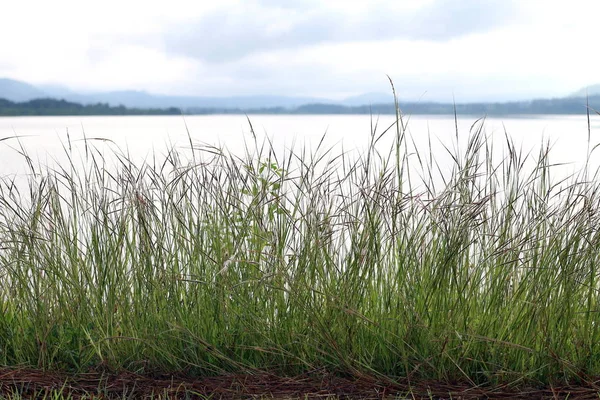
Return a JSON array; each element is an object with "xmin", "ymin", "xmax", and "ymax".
[{"xmin": 1, "ymin": 114, "xmax": 599, "ymax": 179}]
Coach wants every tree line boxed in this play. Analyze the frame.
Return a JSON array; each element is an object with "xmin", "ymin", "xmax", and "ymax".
[
  {"xmin": 187, "ymin": 96, "xmax": 600, "ymax": 115},
  {"xmin": 0, "ymin": 98, "xmax": 181, "ymax": 116},
  {"xmin": 2, "ymin": 95, "xmax": 599, "ymax": 116}
]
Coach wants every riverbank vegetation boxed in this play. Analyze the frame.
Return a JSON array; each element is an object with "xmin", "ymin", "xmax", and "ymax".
[{"xmin": 1, "ymin": 99, "xmax": 600, "ymax": 398}]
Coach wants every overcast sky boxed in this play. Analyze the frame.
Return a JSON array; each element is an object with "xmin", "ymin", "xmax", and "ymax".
[{"xmin": 1, "ymin": 0, "xmax": 598, "ymax": 102}]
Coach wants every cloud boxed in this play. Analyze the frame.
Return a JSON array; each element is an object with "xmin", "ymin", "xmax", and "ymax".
[
  {"xmin": 164, "ymin": 0, "xmax": 519, "ymax": 63},
  {"xmin": 5, "ymin": 0, "xmax": 596, "ymax": 102},
  {"xmin": 164, "ymin": 5, "xmax": 333, "ymax": 63},
  {"xmin": 400, "ymin": 0, "xmax": 518, "ymax": 40}
]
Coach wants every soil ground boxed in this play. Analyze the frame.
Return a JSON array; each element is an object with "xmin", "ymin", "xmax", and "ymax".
[{"xmin": 1, "ymin": 368, "xmax": 600, "ymax": 399}]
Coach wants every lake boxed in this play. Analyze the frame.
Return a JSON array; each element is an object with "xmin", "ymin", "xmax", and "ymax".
[{"xmin": 1, "ymin": 114, "xmax": 600, "ymax": 182}]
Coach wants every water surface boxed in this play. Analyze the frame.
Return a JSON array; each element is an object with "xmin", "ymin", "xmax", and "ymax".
[{"xmin": 1, "ymin": 114, "xmax": 598, "ymax": 180}]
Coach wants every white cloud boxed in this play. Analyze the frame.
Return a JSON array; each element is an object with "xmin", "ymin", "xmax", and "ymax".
[
  {"xmin": 163, "ymin": 0, "xmax": 518, "ymax": 63},
  {"xmin": 0, "ymin": 0, "xmax": 598, "ymax": 100}
]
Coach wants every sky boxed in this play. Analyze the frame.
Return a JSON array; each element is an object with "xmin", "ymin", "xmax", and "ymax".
[{"xmin": 1, "ymin": 0, "xmax": 598, "ymax": 102}]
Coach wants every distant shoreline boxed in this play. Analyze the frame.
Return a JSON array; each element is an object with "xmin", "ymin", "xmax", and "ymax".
[{"xmin": 1, "ymin": 95, "xmax": 600, "ymax": 116}]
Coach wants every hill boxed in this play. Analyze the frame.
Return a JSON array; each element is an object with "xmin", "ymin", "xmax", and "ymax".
[
  {"xmin": 0, "ymin": 78, "xmax": 47, "ymax": 102},
  {"xmin": 0, "ymin": 78, "xmax": 360, "ymax": 109},
  {"xmin": 2, "ymin": 77, "xmax": 600, "ymax": 115},
  {"xmin": 571, "ymin": 84, "xmax": 600, "ymax": 97}
]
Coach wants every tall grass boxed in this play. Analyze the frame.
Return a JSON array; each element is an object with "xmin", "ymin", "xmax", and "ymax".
[{"xmin": 1, "ymin": 109, "xmax": 600, "ymax": 388}]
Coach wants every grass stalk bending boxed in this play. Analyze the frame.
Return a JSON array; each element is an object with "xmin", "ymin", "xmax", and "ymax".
[{"xmin": 1, "ymin": 113, "xmax": 600, "ymax": 389}]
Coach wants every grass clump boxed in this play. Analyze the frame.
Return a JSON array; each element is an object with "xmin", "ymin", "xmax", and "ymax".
[{"xmin": 1, "ymin": 107, "xmax": 600, "ymax": 393}]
